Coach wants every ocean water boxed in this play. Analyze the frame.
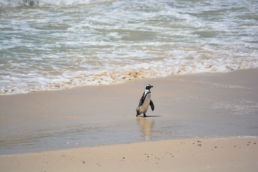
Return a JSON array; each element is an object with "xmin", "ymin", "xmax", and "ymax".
[{"xmin": 0, "ymin": 0, "xmax": 258, "ymax": 95}]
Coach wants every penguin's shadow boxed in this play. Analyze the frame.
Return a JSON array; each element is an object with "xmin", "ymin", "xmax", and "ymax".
[
  {"xmin": 138, "ymin": 114, "xmax": 160, "ymax": 118},
  {"xmin": 145, "ymin": 114, "xmax": 160, "ymax": 118}
]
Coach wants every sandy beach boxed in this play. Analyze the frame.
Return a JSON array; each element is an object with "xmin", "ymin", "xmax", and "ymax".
[
  {"xmin": 1, "ymin": 69, "xmax": 258, "ymax": 171},
  {"xmin": 1, "ymin": 69, "xmax": 258, "ymax": 153}
]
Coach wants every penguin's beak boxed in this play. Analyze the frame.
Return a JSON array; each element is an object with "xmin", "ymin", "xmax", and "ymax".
[{"xmin": 150, "ymin": 85, "xmax": 153, "ymax": 88}]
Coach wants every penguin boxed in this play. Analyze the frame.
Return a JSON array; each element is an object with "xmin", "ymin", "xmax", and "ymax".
[{"xmin": 136, "ymin": 84, "xmax": 155, "ymax": 117}]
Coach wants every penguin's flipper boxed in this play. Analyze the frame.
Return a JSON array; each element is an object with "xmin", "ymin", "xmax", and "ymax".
[
  {"xmin": 138, "ymin": 92, "xmax": 145, "ymax": 106},
  {"xmin": 150, "ymin": 100, "xmax": 154, "ymax": 111}
]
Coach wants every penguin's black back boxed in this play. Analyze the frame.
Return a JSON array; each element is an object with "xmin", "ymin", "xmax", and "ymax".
[{"xmin": 138, "ymin": 91, "xmax": 150, "ymax": 107}]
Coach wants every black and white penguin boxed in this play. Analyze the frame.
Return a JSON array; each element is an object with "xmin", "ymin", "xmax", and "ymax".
[{"xmin": 136, "ymin": 84, "xmax": 154, "ymax": 117}]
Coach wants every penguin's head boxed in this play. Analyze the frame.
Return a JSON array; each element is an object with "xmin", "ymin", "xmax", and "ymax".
[{"xmin": 145, "ymin": 84, "xmax": 153, "ymax": 90}]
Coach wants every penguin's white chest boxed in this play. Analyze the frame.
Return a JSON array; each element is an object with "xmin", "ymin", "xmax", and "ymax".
[{"xmin": 139, "ymin": 93, "xmax": 151, "ymax": 113}]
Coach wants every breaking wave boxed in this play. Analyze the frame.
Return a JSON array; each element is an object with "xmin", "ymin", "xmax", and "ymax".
[{"xmin": 0, "ymin": 0, "xmax": 258, "ymax": 95}]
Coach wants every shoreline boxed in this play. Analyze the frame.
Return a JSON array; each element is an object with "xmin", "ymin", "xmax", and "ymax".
[
  {"xmin": 1, "ymin": 137, "xmax": 258, "ymax": 172},
  {"xmin": 0, "ymin": 68, "xmax": 257, "ymax": 97}
]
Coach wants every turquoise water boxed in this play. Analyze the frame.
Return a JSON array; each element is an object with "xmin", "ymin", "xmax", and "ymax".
[{"xmin": 0, "ymin": 0, "xmax": 258, "ymax": 94}]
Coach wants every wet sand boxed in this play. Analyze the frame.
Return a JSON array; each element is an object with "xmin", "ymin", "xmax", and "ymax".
[
  {"xmin": 0, "ymin": 137, "xmax": 258, "ymax": 172},
  {"xmin": 0, "ymin": 69, "xmax": 258, "ymax": 154},
  {"xmin": 1, "ymin": 69, "xmax": 258, "ymax": 171}
]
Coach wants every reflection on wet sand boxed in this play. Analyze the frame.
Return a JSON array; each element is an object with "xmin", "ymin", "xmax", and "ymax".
[{"xmin": 136, "ymin": 117, "xmax": 155, "ymax": 141}]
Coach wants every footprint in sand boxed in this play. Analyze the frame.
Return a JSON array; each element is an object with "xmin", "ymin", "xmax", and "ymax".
[{"xmin": 144, "ymin": 153, "xmax": 153, "ymax": 159}]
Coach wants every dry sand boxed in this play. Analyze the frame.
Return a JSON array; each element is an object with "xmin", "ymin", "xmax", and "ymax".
[{"xmin": 0, "ymin": 137, "xmax": 258, "ymax": 172}]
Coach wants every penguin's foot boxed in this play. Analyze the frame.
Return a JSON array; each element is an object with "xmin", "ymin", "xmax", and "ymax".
[{"xmin": 136, "ymin": 110, "xmax": 140, "ymax": 116}]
